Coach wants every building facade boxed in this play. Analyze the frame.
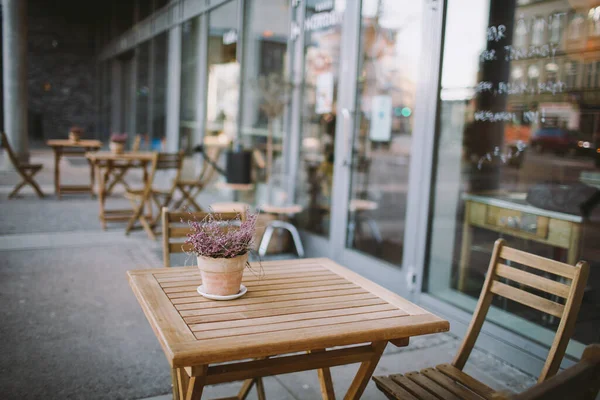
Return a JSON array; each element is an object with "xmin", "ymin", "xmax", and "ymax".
[{"xmin": 11, "ymin": 0, "xmax": 600, "ymax": 378}]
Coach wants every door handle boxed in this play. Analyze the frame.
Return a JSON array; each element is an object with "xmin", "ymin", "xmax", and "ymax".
[{"xmin": 341, "ymin": 108, "xmax": 353, "ymax": 167}]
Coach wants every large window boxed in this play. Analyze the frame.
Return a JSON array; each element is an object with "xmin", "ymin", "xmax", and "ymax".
[
  {"xmin": 152, "ymin": 33, "xmax": 168, "ymax": 149},
  {"xmin": 239, "ymin": 0, "xmax": 291, "ymax": 184},
  {"xmin": 426, "ymin": 0, "xmax": 600, "ymax": 355},
  {"xmin": 136, "ymin": 42, "xmax": 150, "ymax": 148},
  {"xmin": 180, "ymin": 17, "xmax": 203, "ymax": 153},
  {"xmin": 205, "ymin": 0, "xmax": 240, "ymax": 143}
]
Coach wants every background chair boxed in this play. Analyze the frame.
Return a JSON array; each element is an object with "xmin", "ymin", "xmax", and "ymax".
[
  {"xmin": 160, "ymin": 207, "xmax": 265, "ymax": 400},
  {"xmin": 373, "ymin": 238, "xmax": 589, "ymax": 400},
  {"xmin": 1, "ymin": 132, "xmax": 44, "ymax": 198},
  {"xmin": 125, "ymin": 152, "xmax": 183, "ymax": 240},
  {"xmin": 172, "ymin": 146, "xmax": 222, "ymax": 211},
  {"xmin": 103, "ymin": 134, "xmax": 142, "ymax": 195}
]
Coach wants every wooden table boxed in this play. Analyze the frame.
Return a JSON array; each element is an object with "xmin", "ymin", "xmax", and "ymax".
[
  {"xmin": 128, "ymin": 258, "xmax": 449, "ymax": 400},
  {"xmin": 47, "ymin": 139, "xmax": 102, "ymax": 199},
  {"xmin": 459, "ymin": 193, "xmax": 583, "ymax": 291},
  {"xmin": 86, "ymin": 151, "xmax": 155, "ymax": 229}
]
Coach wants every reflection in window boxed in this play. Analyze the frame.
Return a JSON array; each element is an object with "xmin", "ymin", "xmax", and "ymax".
[
  {"xmin": 588, "ymin": 6, "xmax": 600, "ymax": 36},
  {"xmin": 531, "ymin": 17, "xmax": 545, "ymax": 45},
  {"xmin": 428, "ymin": 0, "xmax": 599, "ymax": 353},
  {"xmin": 514, "ymin": 18, "xmax": 528, "ymax": 47},
  {"xmin": 206, "ymin": 1, "xmax": 239, "ymax": 142},
  {"xmin": 545, "ymin": 62, "xmax": 558, "ymax": 84},
  {"xmin": 569, "ymin": 14, "xmax": 585, "ymax": 39},
  {"xmin": 565, "ymin": 61, "xmax": 579, "ymax": 89},
  {"xmin": 511, "ymin": 66, "xmax": 524, "ymax": 85},
  {"xmin": 549, "ymin": 13, "xmax": 564, "ymax": 43},
  {"xmin": 528, "ymin": 64, "xmax": 540, "ymax": 87},
  {"xmin": 585, "ymin": 62, "xmax": 594, "ymax": 88}
]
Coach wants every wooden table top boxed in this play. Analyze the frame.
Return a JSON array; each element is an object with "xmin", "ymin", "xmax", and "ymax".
[
  {"xmin": 128, "ymin": 258, "xmax": 449, "ymax": 368},
  {"xmin": 86, "ymin": 151, "xmax": 156, "ymax": 162},
  {"xmin": 47, "ymin": 139, "xmax": 102, "ymax": 148}
]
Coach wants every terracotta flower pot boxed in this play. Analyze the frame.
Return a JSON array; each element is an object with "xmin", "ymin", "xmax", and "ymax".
[
  {"xmin": 69, "ymin": 132, "xmax": 81, "ymax": 142},
  {"xmin": 197, "ymin": 253, "xmax": 248, "ymax": 296},
  {"xmin": 110, "ymin": 141, "xmax": 125, "ymax": 154}
]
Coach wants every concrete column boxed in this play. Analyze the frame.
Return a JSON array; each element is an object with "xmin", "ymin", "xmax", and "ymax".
[{"xmin": 2, "ymin": 0, "xmax": 29, "ymax": 165}]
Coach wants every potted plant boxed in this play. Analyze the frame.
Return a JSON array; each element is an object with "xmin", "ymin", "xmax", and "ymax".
[
  {"xmin": 69, "ymin": 126, "xmax": 83, "ymax": 142},
  {"xmin": 185, "ymin": 209, "xmax": 259, "ymax": 296},
  {"xmin": 109, "ymin": 133, "xmax": 127, "ymax": 154}
]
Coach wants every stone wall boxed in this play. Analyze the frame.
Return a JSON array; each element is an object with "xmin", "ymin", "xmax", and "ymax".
[{"xmin": 26, "ymin": 0, "xmax": 100, "ymax": 142}]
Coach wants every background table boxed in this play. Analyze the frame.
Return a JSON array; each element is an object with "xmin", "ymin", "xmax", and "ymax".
[
  {"xmin": 47, "ymin": 139, "xmax": 102, "ymax": 199},
  {"xmin": 128, "ymin": 258, "xmax": 449, "ymax": 400},
  {"xmin": 87, "ymin": 151, "xmax": 155, "ymax": 229},
  {"xmin": 459, "ymin": 193, "xmax": 583, "ymax": 291}
]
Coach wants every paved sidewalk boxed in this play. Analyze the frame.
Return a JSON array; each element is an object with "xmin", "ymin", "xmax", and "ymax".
[{"xmin": 0, "ymin": 150, "xmax": 536, "ymax": 399}]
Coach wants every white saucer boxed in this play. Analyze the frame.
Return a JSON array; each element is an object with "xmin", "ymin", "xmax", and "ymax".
[{"xmin": 197, "ymin": 284, "xmax": 247, "ymax": 301}]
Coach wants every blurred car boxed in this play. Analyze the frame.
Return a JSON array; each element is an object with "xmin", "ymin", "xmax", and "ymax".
[{"xmin": 530, "ymin": 127, "xmax": 594, "ymax": 156}]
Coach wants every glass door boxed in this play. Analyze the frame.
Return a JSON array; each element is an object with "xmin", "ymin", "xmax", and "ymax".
[
  {"xmin": 292, "ymin": 0, "xmax": 359, "ymax": 255},
  {"xmin": 329, "ymin": 0, "xmax": 429, "ymax": 293}
]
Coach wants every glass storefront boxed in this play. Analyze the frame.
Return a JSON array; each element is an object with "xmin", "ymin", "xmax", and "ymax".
[
  {"xmin": 98, "ymin": 0, "xmax": 600, "ymax": 371},
  {"xmin": 426, "ymin": 0, "xmax": 600, "ymax": 351}
]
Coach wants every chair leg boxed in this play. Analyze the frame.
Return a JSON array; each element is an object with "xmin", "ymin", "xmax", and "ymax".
[
  {"xmin": 8, "ymin": 181, "xmax": 26, "ymax": 199},
  {"xmin": 255, "ymin": 377, "xmax": 266, "ymax": 400},
  {"xmin": 258, "ymin": 224, "xmax": 276, "ymax": 257},
  {"xmin": 258, "ymin": 220, "xmax": 305, "ymax": 258}
]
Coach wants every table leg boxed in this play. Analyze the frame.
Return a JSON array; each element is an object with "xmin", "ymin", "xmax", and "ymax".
[
  {"xmin": 255, "ymin": 377, "xmax": 266, "ymax": 400},
  {"xmin": 458, "ymin": 202, "xmax": 473, "ymax": 292},
  {"xmin": 54, "ymin": 149, "xmax": 61, "ymax": 199},
  {"xmin": 171, "ymin": 368, "xmax": 180, "ymax": 400},
  {"xmin": 310, "ymin": 349, "xmax": 336, "ymax": 400},
  {"xmin": 343, "ymin": 341, "xmax": 386, "ymax": 400},
  {"xmin": 182, "ymin": 365, "xmax": 207, "ymax": 400},
  {"xmin": 88, "ymin": 154, "xmax": 95, "ymax": 198},
  {"xmin": 98, "ymin": 162, "xmax": 110, "ymax": 230}
]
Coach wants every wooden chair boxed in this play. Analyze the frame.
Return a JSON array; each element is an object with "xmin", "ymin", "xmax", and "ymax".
[
  {"xmin": 1, "ymin": 131, "xmax": 44, "ymax": 198},
  {"xmin": 161, "ymin": 207, "xmax": 265, "ymax": 400},
  {"xmin": 161, "ymin": 207, "xmax": 242, "ymax": 268},
  {"xmin": 124, "ymin": 152, "xmax": 184, "ymax": 240},
  {"xmin": 494, "ymin": 344, "xmax": 599, "ymax": 400},
  {"xmin": 104, "ymin": 134, "xmax": 142, "ymax": 195},
  {"xmin": 373, "ymin": 239, "xmax": 590, "ymax": 400},
  {"xmin": 172, "ymin": 146, "xmax": 222, "ymax": 211}
]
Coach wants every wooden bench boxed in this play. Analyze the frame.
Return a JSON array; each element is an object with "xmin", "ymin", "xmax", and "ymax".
[{"xmin": 373, "ymin": 238, "xmax": 590, "ymax": 400}]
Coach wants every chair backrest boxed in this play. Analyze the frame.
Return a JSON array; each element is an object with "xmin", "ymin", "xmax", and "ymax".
[
  {"xmin": 141, "ymin": 152, "xmax": 185, "ymax": 200},
  {"xmin": 161, "ymin": 207, "xmax": 244, "ymax": 267},
  {"xmin": 131, "ymin": 134, "xmax": 141, "ymax": 152},
  {"xmin": 453, "ymin": 239, "xmax": 589, "ymax": 383},
  {"xmin": 0, "ymin": 132, "xmax": 21, "ymax": 169},
  {"xmin": 495, "ymin": 344, "xmax": 600, "ymax": 400},
  {"xmin": 198, "ymin": 146, "xmax": 222, "ymax": 183}
]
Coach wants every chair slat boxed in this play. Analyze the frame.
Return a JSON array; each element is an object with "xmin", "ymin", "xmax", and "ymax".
[
  {"xmin": 495, "ymin": 264, "xmax": 571, "ymax": 298},
  {"xmin": 500, "ymin": 247, "xmax": 575, "ymax": 279},
  {"xmin": 390, "ymin": 374, "xmax": 439, "ymax": 400},
  {"xmin": 170, "ymin": 242, "xmax": 193, "ymax": 254},
  {"xmin": 490, "ymin": 281, "xmax": 565, "ymax": 318},
  {"xmin": 169, "ymin": 226, "xmax": 192, "ymax": 238},
  {"xmin": 420, "ymin": 368, "xmax": 486, "ymax": 400},
  {"xmin": 405, "ymin": 371, "xmax": 462, "ymax": 400},
  {"xmin": 373, "ymin": 376, "xmax": 419, "ymax": 400},
  {"xmin": 435, "ymin": 364, "xmax": 496, "ymax": 400}
]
